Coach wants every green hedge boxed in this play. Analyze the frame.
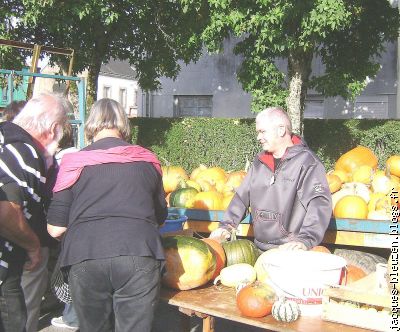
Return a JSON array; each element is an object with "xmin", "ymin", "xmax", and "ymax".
[{"xmin": 131, "ymin": 118, "xmax": 400, "ymax": 172}]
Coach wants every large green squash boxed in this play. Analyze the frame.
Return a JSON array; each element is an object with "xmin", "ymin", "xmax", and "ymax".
[
  {"xmin": 169, "ymin": 187, "xmax": 198, "ymax": 208},
  {"xmin": 162, "ymin": 235, "xmax": 216, "ymax": 290},
  {"xmin": 332, "ymin": 248, "xmax": 386, "ymax": 274},
  {"xmin": 222, "ymin": 231, "xmax": 259, "ymax": 266}
]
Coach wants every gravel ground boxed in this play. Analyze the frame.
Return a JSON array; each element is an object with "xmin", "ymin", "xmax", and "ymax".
[{"xmin": 37, "ymin": 295, "xmax": 265, "ymax": 332}]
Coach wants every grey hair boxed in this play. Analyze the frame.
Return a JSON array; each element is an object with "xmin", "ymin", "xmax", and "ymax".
[
  {"xmin": 13, "ymin": 93, "xmax": 70, "ymax": 137},
  {"xmin": 84, "ymin": 98, "xmax": 131, "ymax": 142},
  {"xmin": 256, "ymin": 106, "xmax": 292, "ymax": 134}
]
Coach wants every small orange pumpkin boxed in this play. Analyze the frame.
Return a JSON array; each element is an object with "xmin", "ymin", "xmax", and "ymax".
[{"xmin": 236, "ymin": 282, "xmax": 276, "ymax": 318}]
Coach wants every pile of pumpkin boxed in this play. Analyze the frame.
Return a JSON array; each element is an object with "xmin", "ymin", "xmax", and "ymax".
[
  {"xmin": 161, "ymin": 233, "xmax": 373, "ymax": 322},
  {"xmin": 162, "ymin": 165, "xmax": 246, "ymax": 210},
  {"xmin": 327, "ymin": 146, "xmax": 400, "ymax": 220}
]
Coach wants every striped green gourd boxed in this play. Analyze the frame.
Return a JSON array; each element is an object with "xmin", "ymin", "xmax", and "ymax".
[{"xmin": 272, "ymin": 298, "xmax": 301, "ymax": 323}]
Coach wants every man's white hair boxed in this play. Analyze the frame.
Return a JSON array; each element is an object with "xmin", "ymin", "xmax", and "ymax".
[
  {"xmin": 13, "ymin": 93, "xmax": 70, "ymax": 137},
  {"xmin": 256, "ymin": 106, "xmax": 292, "ymax": 134}
]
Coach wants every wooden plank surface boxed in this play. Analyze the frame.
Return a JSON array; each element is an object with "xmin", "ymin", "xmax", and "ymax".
[{"xmin": 160, "ymin": 284, "xmax": 371, "ymax": 332}]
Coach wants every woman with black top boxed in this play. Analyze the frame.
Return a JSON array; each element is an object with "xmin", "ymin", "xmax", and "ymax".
[{"xmin": 47, "ymin": 98, "xmax": 168, "ymax": 332}]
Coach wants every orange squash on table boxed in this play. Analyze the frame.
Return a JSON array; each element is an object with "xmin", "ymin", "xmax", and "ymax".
[
  {"xmin": 341, "ymin": 265, "xmax": 367, "ymax": 285},
  {"xmin": 236, "ymin": 282, "xmax": 276, "ymax": 318},
  {"xmin": 334, "ymin": 146, "xmax": 378, "ymax": 176},
  {"xmin": 202, "ymin": 238, "xmax": 226, "ymax": 280},
  {"xmin": 192, "ymin": 191, "xmax": 224, "ymax": 210},
  {"xmin": 162, "ymin": 235, "xmax": 216, "ymax": 290},
  {"xmin": 162, "ymin": 166, "xmax": 188, "ymax": 193},
  {"xmin": 334, "ymin": 195, "xmax": 368, "ymax": 219}
]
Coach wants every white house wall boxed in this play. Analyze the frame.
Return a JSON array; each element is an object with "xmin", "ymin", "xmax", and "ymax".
[{"xmin": 97, "ymin": 75, "xmax": 138, "ymax": 116}]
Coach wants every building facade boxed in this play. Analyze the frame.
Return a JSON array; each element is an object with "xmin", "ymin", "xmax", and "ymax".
[{"xmin": 137, "ymin": 38, "xmax": 398, "ymax": 120}]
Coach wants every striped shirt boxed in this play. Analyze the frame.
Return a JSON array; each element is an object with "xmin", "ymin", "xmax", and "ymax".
[{"xmin": 0, "ymin": 121, "xmax": 47, "ymax": 271}]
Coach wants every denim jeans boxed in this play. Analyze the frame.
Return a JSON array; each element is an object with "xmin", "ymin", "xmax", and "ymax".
[
  {"xmin": 0, "ymin": 263, "xmax": 26, "ymax": 332},
  {"xmin": 69, "ymin": 256, "xmax": 161, "ymax": 332},
  {"xmin": 63, "ymin": 303, "xmax": 79, "ymax": 327}
]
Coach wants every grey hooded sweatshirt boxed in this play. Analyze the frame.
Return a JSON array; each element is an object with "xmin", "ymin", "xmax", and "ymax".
[{"xmin": 220, "ymin": 136, "xmax": 332, "ymax": 251}]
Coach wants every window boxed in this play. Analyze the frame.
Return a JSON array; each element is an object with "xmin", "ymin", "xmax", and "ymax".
[
  {"xmin": 173, "ymin": 95, "xmax": 213, "ymax": 117},
  {"xmin": 133, "ymin": 89, "xmax": 138, "ymax": 107},
  {"xmin": 103, "ymin": 86, "xmax": 111, "ymax": 98},
  {"xmin": 119, "ymin": 88, "xmax": 127, "ymax": 108}
]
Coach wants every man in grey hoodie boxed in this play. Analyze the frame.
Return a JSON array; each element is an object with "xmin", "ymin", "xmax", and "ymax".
[{"xmin": 210, "ymin": 107, "xmax": 332, "ymax": 251}]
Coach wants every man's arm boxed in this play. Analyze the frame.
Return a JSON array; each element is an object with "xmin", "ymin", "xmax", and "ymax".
[
  {"xmin": 294, "ymin": 162, "xmax": 333, "ymax": 249},
  {"xmin": 0, "ymin": 201, "xmax": 41, "ymax": 271}
]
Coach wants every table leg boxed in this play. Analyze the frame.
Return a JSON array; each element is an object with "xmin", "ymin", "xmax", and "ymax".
[
  {"xmin": 178, "ymin": 309, "xmax": 191, "ymax": 332},
  {"xmin": 202, "ymin": 315, "xmax": 215, "ymax": 332}
]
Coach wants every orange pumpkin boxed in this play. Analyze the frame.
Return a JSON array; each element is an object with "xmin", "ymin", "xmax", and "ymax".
[
  {"xmin": 190, "ymin": 164, "xmax": 208, "ymax": 180},
  {"xmin": 387, "ymin": 155, "xmax": 400, "ymax": 178},
  {"xmin": 162, "ymin": 166, "xmax": 188, "ymax": 193},
  {"xmin": 334, "ymin": 195, "xmax": 368, "ymax": 219},
  {"xmin": 225, "ymin": 171, "xmax": 247, "ymax": 190},
  {"xmin": 310, "ymin": 245, "xmax": 331, "ymax": 254},
  {"xmin": 326, "ymin": 173, "xmax": 342, "ymax": 193},
  {"xmin": 194, "ymin": 167, "xmax": 227, "ymax": 185},
  {"xmin": 334, "ymin": 146, "xmax": 378, "ymax": 175},
  {"xmin": 341, "ymin": 265, "xmax": 367, "ymax": 285},
  {"xmin": 236, "ymin": 282, "xmax": 276, "ymax": 318},
  {"xmin": 330, "ymin": 169, "xmax": 351, "ymax": 183},
  {"xmin": 202, "ymin": 238, "xmax": 226, "ymax": 280},
  {"xmin": 195, "ymin": 179, "xmax": 217, "ymax": 192},
  {"xmin": 192, "ymin": 191, "xmax": 224, "ymax": 210},
  {"xmin": 352, "ymin": 165, "xmax": 373, "ymax": 185}
]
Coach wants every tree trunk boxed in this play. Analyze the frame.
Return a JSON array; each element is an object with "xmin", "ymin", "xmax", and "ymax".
[
  {"xmin": 286, "ymin": 51, "xmax": 313, "ymax": 135},
  {"xmin": 86, "ymin": 60, "xmax": 102, "ymax": 111}
]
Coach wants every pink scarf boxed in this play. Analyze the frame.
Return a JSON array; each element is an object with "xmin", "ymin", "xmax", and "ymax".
[{"xmin": 53, "ymin": 145, "xmax": 162, "ymax": 192}]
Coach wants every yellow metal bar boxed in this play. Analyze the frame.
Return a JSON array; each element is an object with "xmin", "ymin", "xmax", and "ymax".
[
  {"xmin": 26, "ymin": 44, "xmax": 42, "ymax": 98},
  {"xmin": 183, "ymin": 220, "xmax": 391, "ymax": 248},
  {"xmin": 0, "ymin": 38, "xmax": 73, "ymax": 56},
  {"xmin": 65, "ymin": 49, "xmax": 75, "ymax": 94}
]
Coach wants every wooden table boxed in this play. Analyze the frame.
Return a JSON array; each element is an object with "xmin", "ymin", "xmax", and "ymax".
[
  {"xmin": 168, "ymin": 208, "xmax": 394, "ymax": 249},
  {"xmin": 160, "ymin": 284, "xmax": 371, "ymax": 332}
]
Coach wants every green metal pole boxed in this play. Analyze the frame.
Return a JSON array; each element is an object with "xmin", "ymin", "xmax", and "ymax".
[
  {"xmin": 7, "ymin": 72, "xmax": 14, "ymax": 103},
  {"xmin": 77, "ymin": 78, "xmax": 86, "ymax": 149}
]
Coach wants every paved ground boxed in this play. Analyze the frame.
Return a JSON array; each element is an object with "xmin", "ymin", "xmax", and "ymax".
[{"xmin": 37, "ymin": 294, "xmax": 265, "ymax": 332}]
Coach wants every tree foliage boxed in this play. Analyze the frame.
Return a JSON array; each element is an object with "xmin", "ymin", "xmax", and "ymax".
[
  {"xmin": 185, "ymin": 0, "xmax": 399, "ymax": 134},
  {"xmin": 1, "ymin": 0, "xmax": 209, "ymax": 105}
]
